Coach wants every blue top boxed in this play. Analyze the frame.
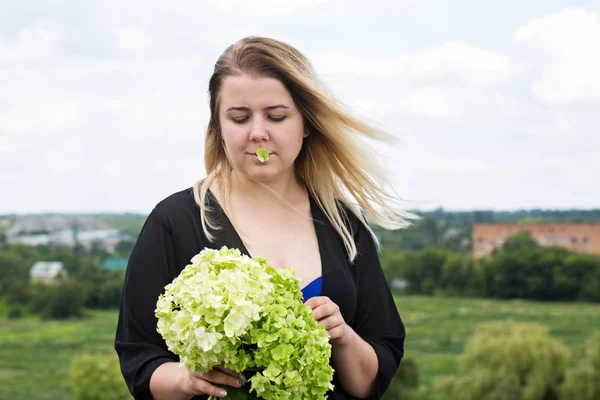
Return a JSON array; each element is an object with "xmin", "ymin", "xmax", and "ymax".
[{"xmin": 301, "ymin": 276, "xmax": 322, "ymax": 301}]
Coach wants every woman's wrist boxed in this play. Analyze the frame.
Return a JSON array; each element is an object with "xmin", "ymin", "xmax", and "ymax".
[
  {"xmin": 150, "ymin": 362, "xmax": 194, "ymax": 400},
  {"xmin": 331, "ymin": 324, "xmax": 358, "ymax": 349}
]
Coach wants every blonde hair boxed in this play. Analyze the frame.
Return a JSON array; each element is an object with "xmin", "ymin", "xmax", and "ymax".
[{"xmin": 193, "ymin": 36, "xmax": 417, "ymax": 261}]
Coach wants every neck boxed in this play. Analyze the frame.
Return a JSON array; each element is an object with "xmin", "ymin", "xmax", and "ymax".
[{"xmin": 229, "ymin": 168, "xmax": 304, "ymax": 206}]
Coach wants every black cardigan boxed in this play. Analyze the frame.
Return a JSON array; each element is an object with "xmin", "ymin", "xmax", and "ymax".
[{"xmin": 114, "ymin": 188, "xmax": 406, "ymax": 399}]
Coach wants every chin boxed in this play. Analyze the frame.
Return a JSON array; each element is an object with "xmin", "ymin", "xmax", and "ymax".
[
  {"xmin": 240, "ymin": 165, "xmax": 291, "ymax": 183},
  {"xmin": 246, "ymin": 170, "xmax": 280, "ymax": 183}
]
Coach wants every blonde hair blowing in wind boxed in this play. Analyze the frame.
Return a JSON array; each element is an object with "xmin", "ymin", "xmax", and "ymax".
[{"xmin": 193, "ymin": 36, "xmax": 417, "ymax": 261}]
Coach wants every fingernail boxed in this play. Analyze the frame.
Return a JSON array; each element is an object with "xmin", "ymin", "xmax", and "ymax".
[{"xmin": 219, "ymin": 389, "xmax": 227, "ymax": 396}]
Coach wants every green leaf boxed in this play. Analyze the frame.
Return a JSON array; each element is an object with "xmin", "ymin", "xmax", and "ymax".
[{"xmin": 256, "ymin": 148, "xmax": 269, "ymax": 162}]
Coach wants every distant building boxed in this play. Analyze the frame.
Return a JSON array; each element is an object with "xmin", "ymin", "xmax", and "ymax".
[
  {"xmin": 101, "ymin": 257, "xmax": 129, "ymax": 271},
  {"xmin": 6, "ymin": 216, "xmax": 129, "ymax": 252},
  {"xmin": 30, "ymin": 261, "xmax": 67, "ymax": 284},
  {"xmin": 472, "ymin": 223, "xmax": 600, "ymax": 258}
]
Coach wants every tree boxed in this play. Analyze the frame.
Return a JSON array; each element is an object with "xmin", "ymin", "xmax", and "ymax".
[
  {"xmin": 421, "ymin": 216, "xmax": 441, "ymax": 247},
  {"xmin": 40, "ymin": 279, "xmax": 86, "ymax": 320},
  {"xmin": 501, "ymin": 231, "xmax": 539, "ymax": 253},
  {"xmin": 433, "ymin": 321, "xmax": 571, "ymax": 400},
  {"xmin": 440, "ymin": 253, "xmax": 477, "ymax": 296},
  {"xmin": 559, "ymin": 332, "xmax": 600, "ymax": 400},
  {"xmin": 560, "ymin": 365, "xmax": 600, "ymax": 400},
  {"xmin": 115, "ymin": 240, "xmax": 134, "ymax": 256},
  {"xmin": 433, "ymin": 369, "xmax": 522, "ymax": 400}
]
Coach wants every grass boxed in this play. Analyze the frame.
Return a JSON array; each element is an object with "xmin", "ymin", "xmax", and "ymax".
[
  {"xmin": 0, "ymin": 296, "xmax": 599, "ymax": 399},
  {"xmin": 0, "ymin": 310, "xmax": 121, "ymax": 400},
  {"xmin": 398, "ymin": 295, "xmax": 600, "ymax": 399}
]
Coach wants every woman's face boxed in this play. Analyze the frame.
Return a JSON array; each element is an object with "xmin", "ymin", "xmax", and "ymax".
[{"xmin": 217, "ymin": 74, "xmax": 306, "ymax": 183}]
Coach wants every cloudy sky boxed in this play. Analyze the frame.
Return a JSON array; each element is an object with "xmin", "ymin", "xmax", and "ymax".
[{"xmin": 1, "ymin": 0, "xmax": 599, "ymax": 214}]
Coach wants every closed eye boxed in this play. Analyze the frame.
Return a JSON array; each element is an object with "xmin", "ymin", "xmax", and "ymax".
[
  {"xmin": 230, "ymin": 116, "xmax": 287, "ymax": 124},
  {"xmin": 231, "ymin": 117, "xmax": 249, "ymax": 124},
  {"xmin": 268, "ymin": 116, "xmax": 286, "ymax": 122}
]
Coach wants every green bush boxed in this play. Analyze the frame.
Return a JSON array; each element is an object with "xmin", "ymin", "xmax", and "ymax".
[
  {"xmin": 580, "ymin": 272, "xmax": 600, "ymax": 302},
  {"xmin": 7, "ymin": 304, "xmax": 25, "ymax": 319},
  {"xmin": 40, "ymin": 280, "xmax": 86, "ymax": 320},
  {"xmin": 559, "ymin": 364, "xmax": 600, "ymax": 400},
  {"xmin": 587, "ymin": 332, "xmax": 600, "ymax": 370},
  {"xmin": 432, "ymin": 369, "xmax": 522, "ymax": 400},
  {"xmin": 29, "ymin": 282, "xmax": 51, "ymax": 313},
  {"xmin": 433, "ymin": 321, "xmax": 571, "ymax": 400},
  {"xmin": 5, "ymin": 280, "xmax": 32, "ymax": 305},
  {"xmin": 559, "ymin": 331, "xmax": 600, "ymax": 399},
  {"xmin": 97, "ymin": 278, "xmax": 124, "ymax": 309},
  {"xmin": 68, "ymin": 353, "xmax": 131, "ymax": 400}
]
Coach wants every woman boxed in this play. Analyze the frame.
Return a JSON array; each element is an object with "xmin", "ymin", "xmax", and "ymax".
[{"xmin": 115, "ymin": 36, "xmax": 415, "ymax": 400}]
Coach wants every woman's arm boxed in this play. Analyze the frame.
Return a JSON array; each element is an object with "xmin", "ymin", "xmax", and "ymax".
[
  {"xmin": 115, "ymin": 208, "xmax": 246, "ymax": 400},
  {"xmin": 306, "ymin": 295, "xmax": 379, "ymax": 398},
  {"xmin": 115, "ymin": 211, "xmax": 182, "ymax": 399},
  {"xmin": 331, "ymin": 326, "xmax": 379, "ymax": 398},
  {"xmin": 308, "ymin": 214, "xmax": 406, "ymax": 399},
  {"xmin": 350, "ymin": 220, "xmax": 406, "ymax": 399}
]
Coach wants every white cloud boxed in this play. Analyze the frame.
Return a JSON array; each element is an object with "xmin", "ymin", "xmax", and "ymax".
[
  {"xmin": 104, "ymin": 92, "xmax": 209, "ymax": 141},
  {"xmin": 515, "ymin": 8, "xmax": 600, "ymax": 105},
  {"xmin": 313, "ymin": 41, "xmax": 513, "ymax": 85},
  {"xmin": 115, "ymin": 27, "xmax": 151, "ymax": 52},
  {"xmin": 1, "ymin": 3, "xmax": 598, "ymax": 213},
  {"xmin": 0, "ymin": 22, "xmax": 61, "ymax": 63},
  {"xmin": 0, "ymin": 98, "xmax": 84, "ymax": 137},
  {"xmin": 396, "ymin": 88, "xmax": 460, "ymax": 118},
  {"xmin": 310, "ymin": 41, "xmax": 514, "ymax": 122},
  {"xmin": 545, "ymin": 111, "xmax": 582, "ymax": 139}
]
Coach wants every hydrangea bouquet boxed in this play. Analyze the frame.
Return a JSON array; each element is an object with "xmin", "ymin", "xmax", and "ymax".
[{"xmin": 155, "ymin": 246, "xmax": 334, "ymax": 399}]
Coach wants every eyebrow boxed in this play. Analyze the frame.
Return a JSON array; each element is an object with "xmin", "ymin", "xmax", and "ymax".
[{"xmin": 226, "ymin": 104, "xmax": 290, "ymax": 112}]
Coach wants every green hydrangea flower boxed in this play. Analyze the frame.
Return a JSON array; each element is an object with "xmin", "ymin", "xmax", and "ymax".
[{"xmin": 156, "ymin": 246, "xmax": 334, "ymax": 399}]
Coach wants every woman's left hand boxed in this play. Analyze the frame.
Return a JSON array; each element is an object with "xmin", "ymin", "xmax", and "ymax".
[{"xmin": 305, "ymin": 296, "xmax": 349, "ymax": 346}]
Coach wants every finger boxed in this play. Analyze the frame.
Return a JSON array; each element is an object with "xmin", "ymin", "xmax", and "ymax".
[
  {"xmin": 202, "ymin": 370, "xmax": 246, "ymax": 388},
  {"xmin": 312, "ymin": 303, "xmax": 339, "ymax": 321},
  {"xmin": 191, "ymin": 378, "xmax": 229, "ymax": 398},
  {"xmin": 319, "ymin": 314, "xmax": 344, "ymax": 331},
  {"xmin": 328, "ymin": 324, "xmax": 347, "ymax": 341},
  {"xmin": 304, "ymin": 296, "xmax": 330, "ymax": 309},
  {"xmin": 215, "ymin": 365, "xmax": 247, "ymax": 381},
  {"xmin": 190, "ymin": 366, "xmax": 246, "ymax": 383}
]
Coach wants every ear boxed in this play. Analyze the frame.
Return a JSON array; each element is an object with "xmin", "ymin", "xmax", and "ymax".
[{"xmin": 303, "ymin": 130, "xmax": 309, "ymax": 138}]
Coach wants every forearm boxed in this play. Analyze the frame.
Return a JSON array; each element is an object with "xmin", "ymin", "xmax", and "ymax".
[
  {"xmin": 331, "ymin": 326, "xmax": 379, "ymax": 398},
  {"xmin": 149, "ymin": 362, "xmax": 193, "ymax": 400}
]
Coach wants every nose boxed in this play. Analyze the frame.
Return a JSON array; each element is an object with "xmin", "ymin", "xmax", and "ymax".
[{"xmin": 249, "ymin": 117, "xmax": 269, "ymax": 142}]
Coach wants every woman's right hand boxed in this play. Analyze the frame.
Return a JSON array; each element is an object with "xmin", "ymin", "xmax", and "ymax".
[{"xmin": 181, "ymin": 364, "xmax": 247, "ymax": 398}]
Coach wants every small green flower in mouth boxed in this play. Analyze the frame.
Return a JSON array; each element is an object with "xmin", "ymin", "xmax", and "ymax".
[{"xmin": 256, "ymin": 148, "xmax": 269, "ymax": 162}]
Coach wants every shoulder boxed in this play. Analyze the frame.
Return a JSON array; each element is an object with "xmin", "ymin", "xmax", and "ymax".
[
  {"xmin": 154, "ymin": 187, "xmax": 197, "ymax": 212},
  {"xmin": 149, "ymin": 187, "xmax": 199, "ymax": 229}
]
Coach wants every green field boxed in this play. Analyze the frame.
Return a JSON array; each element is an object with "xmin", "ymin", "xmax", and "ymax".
[
  {"xmin": 400, "ymin": 296, "xmax": 600, "ymax": 398},
  {"xmin": 0, "ymin": 296, "xmax": 599, "ymax": 400}
]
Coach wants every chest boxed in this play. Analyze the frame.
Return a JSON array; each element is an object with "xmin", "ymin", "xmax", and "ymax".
[
  {"xmin": 231, "ymin": 205, "xmax": 322, "ymax": 289},
  {"xmin": 173, "ymin": 193, "xmax": 359, "ymax": 325}
]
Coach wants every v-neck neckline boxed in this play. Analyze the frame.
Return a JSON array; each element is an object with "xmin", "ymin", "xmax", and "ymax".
[{"xmin": 205, "ymin": 187, "xmax": 326, "ymax": 292}]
